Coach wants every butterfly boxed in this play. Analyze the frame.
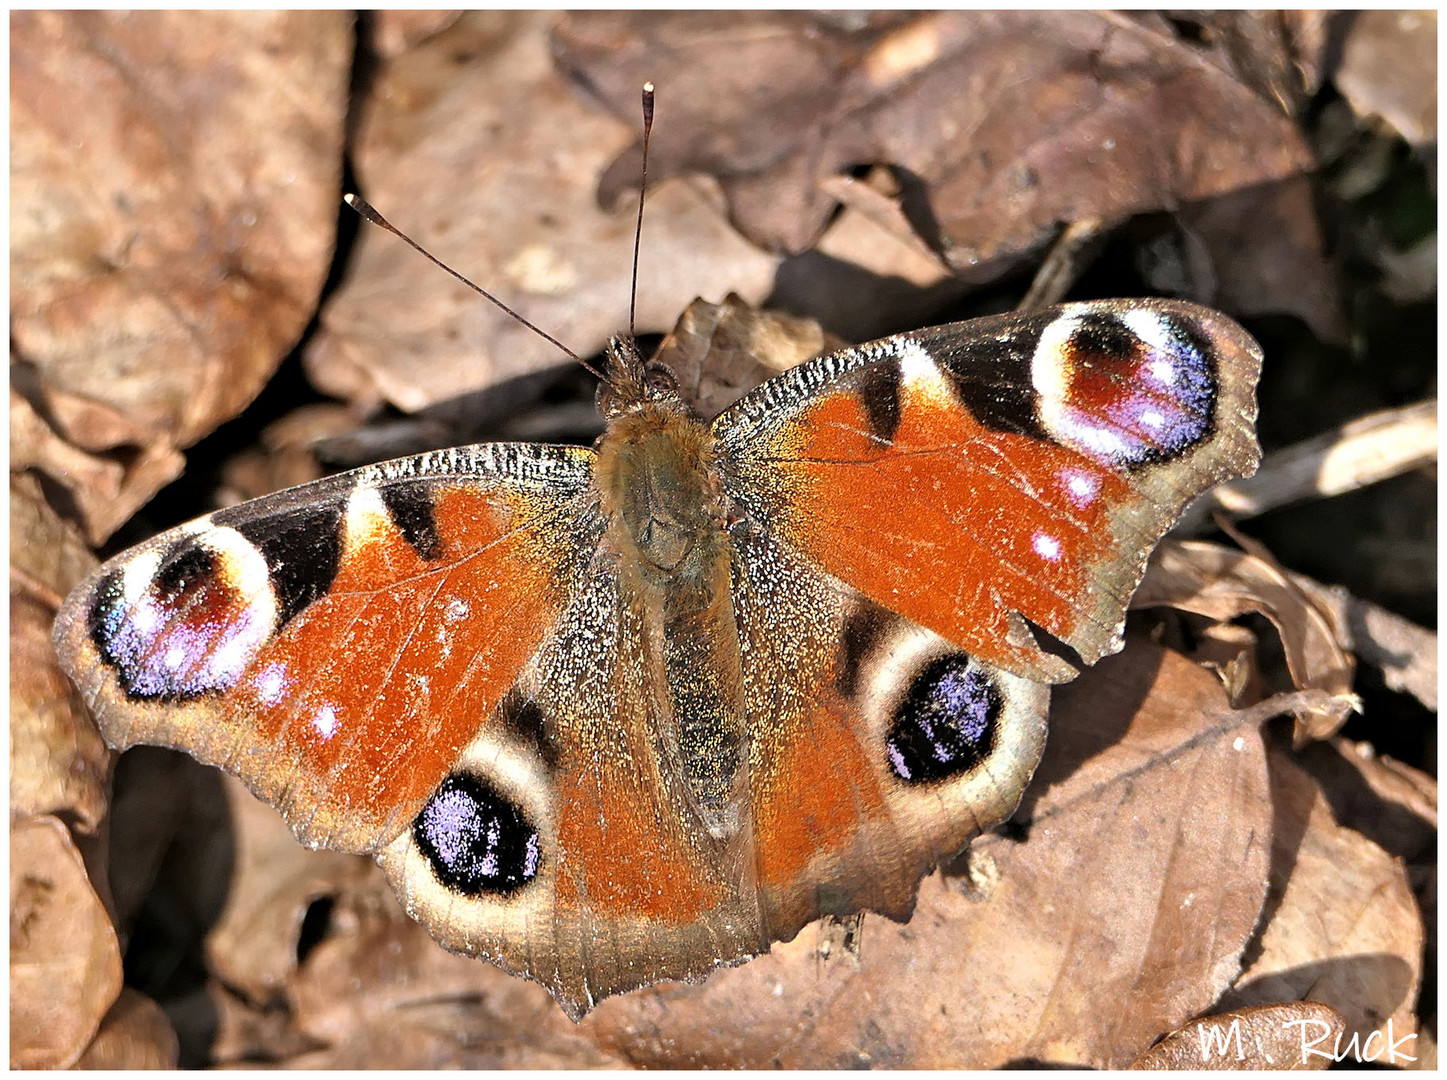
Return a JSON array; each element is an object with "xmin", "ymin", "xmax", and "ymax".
[{"xmin": 53, "ymin": 288, "xmax": 1261, "ymax": 1018}]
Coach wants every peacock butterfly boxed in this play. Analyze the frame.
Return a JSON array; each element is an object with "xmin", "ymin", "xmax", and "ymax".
[{"xmin": 52, "ymin": 92, "xmax": 1263, "ymax": 1021}]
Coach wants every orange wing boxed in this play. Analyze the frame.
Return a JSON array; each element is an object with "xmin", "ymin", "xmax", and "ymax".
[
  {"xmin": 716, "ymin": 299, "xmax": 1262, "ymax": 683},
  {"xmin": 53, "ymin": 443, "xmax": 600, "ymax": 852}
]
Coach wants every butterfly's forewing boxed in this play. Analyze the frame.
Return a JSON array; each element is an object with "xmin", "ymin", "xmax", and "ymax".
[
  {"xmin": 53, "ymin": 444, "xmax": 599, "ymax": 851},
  {"xmin": 715, "ymin": 299, "xmax": 1263, "ymax": 683}
]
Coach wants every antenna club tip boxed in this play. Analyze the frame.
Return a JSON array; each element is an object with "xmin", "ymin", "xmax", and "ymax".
[
  {"xmin": 343, "ymin": 193, "xmax": 361, "ymax": 206},
  {"xmin": 643, "ymin": 81, "xmax": 654, "ymax": 93}
]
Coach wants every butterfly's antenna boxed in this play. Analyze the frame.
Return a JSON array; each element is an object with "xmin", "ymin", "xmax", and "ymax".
[
  {"xmin": 627, "ymin": 82, "xmax": 655, "ymax": 346},
  {"xmin": 343, "ymin": 194, "xmax": 610, "ymax": 383}
]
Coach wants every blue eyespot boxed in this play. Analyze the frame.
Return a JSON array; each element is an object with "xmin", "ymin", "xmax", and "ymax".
[
  {"xmin": 886, "ymin": 655, "xmax": 1000, "ymax": 783},
  {"xmin": 414, "ymin": 774, "xmax": 540, "ymax": 896}
]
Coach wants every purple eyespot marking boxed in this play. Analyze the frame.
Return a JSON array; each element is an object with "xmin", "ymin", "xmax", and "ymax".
[
  {"xmin": 1032, "ymin": 531, "xmax": 1063, "ymax": 562},
  {"xmin": 311, "ymin": 703, "xmax": 340, "ymax": 740},
  {"xmin": 1034, "ymin": 311, "xmax": 1216, "ymax": 468},
  {"xmin": 87, "ymin": 540, "xmax": 273, "ymax": 702},
  {"xmin": 414, "ymin": 774, "xmax": 540, "ymax": 896},
  {"xmin": 253, "ymin": 661, "xmax": 291, "ymax": 706},
  {"xmin": 887, "ymin": 655, "xmax": 1001, "ymax": 783}
]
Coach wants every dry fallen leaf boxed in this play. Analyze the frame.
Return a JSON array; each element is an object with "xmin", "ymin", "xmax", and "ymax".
[
  {"xmin": 1317, "ymin": 739, "xmax": 1436, "ymax": 863},
  {"xmin": 651, "ymin": 294, "xmax": 843, "ymax": 420},
  {"xmin": 9, "ymin": 383, "xmax": 185, "ymax": 547},
  {"xmin": 306, "ymin": 11, "xmax": 779, "ymax": 415},
  {"xmin": 1335, "ymin": 10, "xmax": 1437, "ymax": 147},
  {"xmin": 11, "ymin": 10, "xmax": 351, "ymax": 540},
  {"xmin": 103, "ymin": 748, "xmax": 236, "ymax": 963},
  {"xmin": 558, "ymin": 10, "xmax": 1315, "ymax": 281},
  {"xmin": 10, "ymin": 815, "xmax": 125, "ymax": 1069},
  {"xmin": 1140, "ymin": 11, "xmax": 1332, "ymax": 119},
  {"xmin": 367, "ymin": 9, "xmax": 461, "ymax": 60},
  {"xmin": 1173, "ymin": 176, "xmax": 1345, "ymax": 344},
  {"xmin": 1137, "ymin": 540, "xmax": 1357, "ymax": 741},
  {"xmin": 1129, "ymin": 1000, "xmax": 1346, "ymax": 1070},
  {"xmin": 284, "ymin": 894, "xmax": 618, "ymax": 1069},
  {"xmin": 1218, "ymin": 743, "xmax": 1424, "ymax": 1062},
  {"xmin": 9, "ymin": 476, "xmax": 110, "ymax": 832},
  {"xmin": 72, "ymin": 987, "xmax": 181, "ymax": 1070},
  {"xmin": 215, "ymin": 402, "xmax": 360, "ymax": 506}
]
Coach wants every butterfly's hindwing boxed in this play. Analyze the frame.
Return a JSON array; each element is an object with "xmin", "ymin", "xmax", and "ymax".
[{"xmin": 730, "ymin": 524, "xmax": 1049, "ymax": 934}]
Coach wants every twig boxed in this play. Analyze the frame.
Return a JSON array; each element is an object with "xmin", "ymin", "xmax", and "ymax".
[
  {"xmin": 1016, "ymin": 216, "xmax": 1113, "ymax": 311},
  {"xmin": 1176, "ymin": 399, "xmax": 1437, "ymax": 533},
  {"xmin": 1288, "ymin": 572, "xmax": 1438, "ymax": 711}
]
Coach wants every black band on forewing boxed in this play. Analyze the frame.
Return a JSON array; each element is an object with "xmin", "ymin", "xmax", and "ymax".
[{"xmin": 216, "ymin": 500, "xmax": 344, "ymax": 626}]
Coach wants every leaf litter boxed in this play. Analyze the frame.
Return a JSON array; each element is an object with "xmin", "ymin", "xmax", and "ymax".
[{"xmin": 10, "ymin": 9, "xmax": 1434, "ymax": 1069}]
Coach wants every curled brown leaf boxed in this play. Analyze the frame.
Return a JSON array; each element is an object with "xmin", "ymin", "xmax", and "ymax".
[
  {"xmin": 11, "ymin": 10, "xmax": 351, "ymax": 540},
  {"xmin": 10, "ymin": 815, "xmax": 124, "ymax": 1069},
  {"xmin": 1137, "ymin": 540, "xmax": 1357, "ymax": 741}
]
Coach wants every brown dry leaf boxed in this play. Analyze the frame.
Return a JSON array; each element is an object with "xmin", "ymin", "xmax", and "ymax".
[
  {"xmin": 9, "ymin": 476, "xmax": 111, "ymax": 832},
  {"xmin": 10, "ymin": 383, "xmax": 185, "ymax": 547},
  {"xmin": 208, "ymin": 979, "xmax": 317, "ymax": 1066},
  {"xmin": 204, "ymin": 772, "xmax": 380, "ymax": 1006},
  {"xmin": 1137, "ymin": 11, "xmax": 1333, "ymax": 119},
  {"xmin": 9, "ymin": 471, "xmax": 98, "ymax": 597},
  {"xmin": 11, "ymin": 11, "xmax": 351, "ymax": 535},
  {"xmin": 10, "ymin": 814, "xmax": 124, "ymax": 1069},
  {"xmin": 1218, "ymin": 743, "xmax": 1424, "ymax": 1064},
  {"xmin": 10, "ymin": 582, "xmax": 111, "ymax": 834},
  {"xmin": 794, "ymin": 169, "xmax": 977, "ymax": 343},
  {"xmin": 367, "ymin": 10, "xmax": 461, "ymax": 59},
  {"xmin": 1129, "ymin": 1000, "xmax": 1346, "ymax": 1070},
  {"xmin": 1174, "ymin": 177, "xmax": 1345, "ymax": 344},
  {"xmin": 1320, "ymin": 584, "xmax": 1437, "ymax": 713},
  {"xmin": 580, "ymin": 643, "xmax": 1272, "ymax": 1067},
  {"xmin": 307, "ymin": 11, "xmax": 779, "ymax": 415},
  {"xmin": 815, "ymin": 170, "xmax": 953, "ymax": 288},
  {"xmin": 285, "ymin": 888, "xmax": 619, "ymax": 1068},
  {"xmin": 73, "ymin": 987, "xmax": 181, "ymax": 1069},
  {"xmin": 652, "ymin": 294, "xmax": 843, "ymax": 420},
  {"xmin": 1137, "ymin": 540, "xmax": 1357, "ymax": 741},
  {"xmin": 558, "ymin": 11, "xmax": 1314, "ymax": 277},
  {"xmin": 1335, "ymin": 11, "xmax": 1437, "ymax": 147}
]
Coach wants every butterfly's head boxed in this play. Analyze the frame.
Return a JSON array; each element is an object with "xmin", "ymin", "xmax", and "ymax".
[{"xmin": 597, "ymin": 335, "xmax": 687, "ymax": 419}]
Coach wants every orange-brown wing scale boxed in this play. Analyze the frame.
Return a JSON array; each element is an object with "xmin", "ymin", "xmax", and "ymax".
[
  {"xmin": 716, "ymin": 299, "xmax": 1263, "ymax": 684},
  {"xmin": 53, "ymin": 444, "xmax": 600, "ymax": 852}
]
